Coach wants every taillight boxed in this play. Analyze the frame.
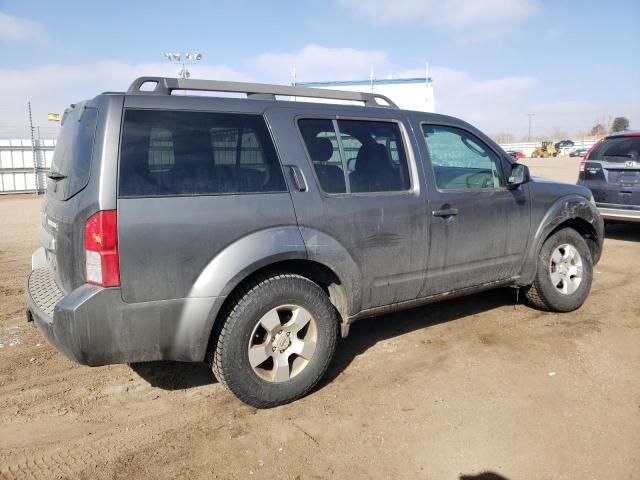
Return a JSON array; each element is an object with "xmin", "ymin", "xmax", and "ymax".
[
  {"xmin": 580, "ymin": 138, "xmax": 604, "ymax": 173},
  {"xmin": 84, "ymin": 210, "xmax": 120, "ymax": 287}
]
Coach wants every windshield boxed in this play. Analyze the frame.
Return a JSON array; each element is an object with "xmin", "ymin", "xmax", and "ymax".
[{"xmin": 49, "ymin": 106, "xmax": 98, "ymax": 200}]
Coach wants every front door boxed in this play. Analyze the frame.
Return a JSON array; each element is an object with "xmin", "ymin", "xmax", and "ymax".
[{"xmin": 415, "ymin": 122, "xmax": 530, "ymax": 295}]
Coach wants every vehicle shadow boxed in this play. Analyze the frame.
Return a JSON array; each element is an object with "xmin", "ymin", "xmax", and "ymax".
[
  {"xmin": 460, "ymin": 473, "xmax": 511, "ymax": 480},
  {"xmin": 131, "ymin": 360, "xmax": 217, "ymax": 390},
  {"xmin": 131, "ymin": 287, "xmax": 517, "ymax": 392},
  {"xmin": 319, "ymin": 287, "xmax": 516, "ymax": 387},
  {"xmin": 604, "ymin": 222, "xmax": 640, "ymax": 241}
]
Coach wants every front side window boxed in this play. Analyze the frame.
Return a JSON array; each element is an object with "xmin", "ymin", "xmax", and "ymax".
[
  {"xmin": 422, "ymin": 125, "xmax": 504, "ymax": 190},
  {"xmin": 119, "ymin": 110, "xmax": 287, "ymax": 197},
  {"xmin": 298, "ymin": 118, "xmax": 411, "ymax": 194}
]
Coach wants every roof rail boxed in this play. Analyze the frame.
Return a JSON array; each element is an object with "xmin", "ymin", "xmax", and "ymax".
[{"xmin": 126, "ymin": 76, "xmax": 398, "ymax": 108}]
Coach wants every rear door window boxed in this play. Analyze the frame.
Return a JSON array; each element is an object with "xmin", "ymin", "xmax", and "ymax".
[
  {"xmin": 49, "ymin": 106, "xmax": 98, "ymax": 200},
  {"xmin": 298, "ymin": 119, "xmax": 346, "ymax": 194},
  {"xmin": 337, "ymin": 120, "xmax": 410, "ymax": 193},
  {"xmin": 590, "ymin": 136, "xmax": 640, "ymax": 162},
  {"xmin": 298, "ymin": 118, "xmax": 411, "ymax": 194},
  {"xmin": 119, "ymin": 110, "xmax": 287, "ymax": 197}
]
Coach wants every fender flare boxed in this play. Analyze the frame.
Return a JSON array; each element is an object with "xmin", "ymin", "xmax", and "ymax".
[
  {"xmin": 517, "ymin": 194, "xmax": 604, "ymax": 285},
  {"xmin": 178, "ymin": 226, "xmax": 361, "ymax": 360}
]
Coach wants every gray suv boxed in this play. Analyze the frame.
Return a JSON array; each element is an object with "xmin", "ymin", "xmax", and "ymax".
[{"xmin": 26, "ymin": 77, "xmax": 604, "ymax": 407}]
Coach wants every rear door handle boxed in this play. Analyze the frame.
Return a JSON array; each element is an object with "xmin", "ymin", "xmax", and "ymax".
[
  {"xmin": 286, "ymin": 165, "xmax": 307, "ymax": 192},
  {"xmin": 432, "ymin": 208, "xmax": 459, "ymax": 218}
]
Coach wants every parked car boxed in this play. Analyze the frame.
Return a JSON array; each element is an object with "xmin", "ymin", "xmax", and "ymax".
[
  {"xmin": 26, "ymin": 77, "xmax": 604, "ymax": 408},
  {"xmin": 555, "ymin": 139, "xmax": 575, "ymax": 149},
  {"xmin": 570, "ymin": 148, "xmax": 588, "ymax": 157},
  {"xmin": 577, "ymin": 131, "xmax": 640, "ymax": 222},
  {"xmin": 507, "ymin": 150, "xmax": 525, "ymax": 159}
]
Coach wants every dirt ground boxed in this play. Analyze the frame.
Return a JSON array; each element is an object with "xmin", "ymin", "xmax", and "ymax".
[{"xmin": 1, "ymin": 157, "xmax": 639, "ymax": 480}]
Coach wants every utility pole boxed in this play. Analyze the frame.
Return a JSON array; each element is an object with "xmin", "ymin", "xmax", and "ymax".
[
  {"xmin": 28, "ymin": 101, "xmax": 39, "ymax": 195},
  {"xmin": 526, "ymin": 113, "xmax": 535, "ymax": 142}
]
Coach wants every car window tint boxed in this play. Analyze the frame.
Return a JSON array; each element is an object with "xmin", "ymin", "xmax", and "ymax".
[
  {"xmin": 298, "ymin": 119, "xmax": 346, "ymax": 194},
  {"xmin": 119, "ymin": 110, "xmax": 286, "ymax": 197},
  {"xmin": 591, "ymin": 137, "xmax": 640, "ymax": 162},
  {"xmin": 422, "ymin": 125, "xmax": 504, "ymax": 190},
  {"xmin": 337, "ymin": 120, "xmax": 410, "ymax": 193}
]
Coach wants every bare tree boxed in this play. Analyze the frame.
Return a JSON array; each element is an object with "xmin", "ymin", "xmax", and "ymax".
[
  {"xmin": 490, "ymin": 133, "xmax": 514, "ymax": 144},
  {"xmin": 590, "ymin": 123, "xmax": 607, "ymax": 137}
]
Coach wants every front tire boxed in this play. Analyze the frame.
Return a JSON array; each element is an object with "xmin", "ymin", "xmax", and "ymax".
[
  {"xmin": 525, "ymin": 228, "xmax": 593, "ymax": 312},
  {"xmin": 210, "ymin": 274, "xmax": 338, "ymax": 408}
]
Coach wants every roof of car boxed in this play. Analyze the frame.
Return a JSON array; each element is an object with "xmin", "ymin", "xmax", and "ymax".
[{"xmin": 607, "ymin": 130, "xmax": 640, "ymax": 138}]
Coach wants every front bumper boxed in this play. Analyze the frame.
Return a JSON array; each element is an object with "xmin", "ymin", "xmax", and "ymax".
[{"xmin": 26, "ymin": 251, "xmax": 224, "ymax": 366}]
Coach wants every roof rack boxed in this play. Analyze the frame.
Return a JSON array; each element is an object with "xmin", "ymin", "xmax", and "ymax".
[{"xmin": 126, "ymin": 76, "xmax": 398, "ymax": 108}]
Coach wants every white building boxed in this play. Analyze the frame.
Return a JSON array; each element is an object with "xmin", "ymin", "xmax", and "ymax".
[{"xmin": 296, "ymin": 76, "xmax": 435, "ymax": 113}]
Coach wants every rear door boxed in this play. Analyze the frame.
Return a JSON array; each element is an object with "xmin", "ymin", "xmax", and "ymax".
[
  {"xmin": 41, "ymin": 103, "xmax": 100, "ymax": 292},
  {"xmin": 265, "ymin": 107, "xmax": 430, "ymax": 312},
  {"xmin": 116, "ymin": 101, "xmax": 297, "ymax": 303},
  {"xmin": 413, "ymin": 120, "xmax": 530, "ymax": 294}
]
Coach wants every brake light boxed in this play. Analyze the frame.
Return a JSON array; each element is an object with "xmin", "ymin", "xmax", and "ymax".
[
  {"xmin": 580, "ymin": 138, "xmax": 605, "ymax": 173},
  {"xmin": 84, "ymin": 210, "xmax": 120, "ymax": 287}
]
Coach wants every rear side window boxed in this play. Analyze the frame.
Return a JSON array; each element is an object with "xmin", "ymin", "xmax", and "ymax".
[
  {"xmin": 298, "ymin": 119, "xmax": 346, "ymax": 193},
  {"xmin": 119, "ymin": 110, "xmax": 287, "ymax": 197},
  {"xmin": 337, "ymin": 120, "xmax": 410, "ymax": 193},
  {"xmin": 590, "ymin": 136, "xmax": 640, "ymax": 162},
  {"xmin": 49, "ymin": 106, "xmax": 98, "ymax": 200},
  {"xmin": 298, "ymin": 118, "xmax": 411, "ymax": 194}
]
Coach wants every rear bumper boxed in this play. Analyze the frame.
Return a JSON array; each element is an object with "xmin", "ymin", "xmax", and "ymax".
[
  {"xmin": 596, "ymin": 204, "xmax": 640, "ymax": 223},
  {"xmin": 26, "ymin": 250, "xmax": 224, "ymax": 366}
]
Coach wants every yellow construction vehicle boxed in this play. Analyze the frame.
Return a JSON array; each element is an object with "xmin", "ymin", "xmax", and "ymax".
[{"xmin": 530, "ymin": 141, "xmax": 558, "ymax": 158}]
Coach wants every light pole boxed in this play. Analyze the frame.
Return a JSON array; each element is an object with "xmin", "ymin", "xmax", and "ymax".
[
  {"xmin": 163, "ymin": 52, "xmax": 203, "ymax": 79},
  {"xmin": 526, "ymin": 113, "xmax": 535, "ymax": 142}
]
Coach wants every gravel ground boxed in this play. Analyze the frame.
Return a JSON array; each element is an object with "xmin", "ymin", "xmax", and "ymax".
[{"xmin": 0, "ymin": 157, "xmax": 639, "ymax": 480}]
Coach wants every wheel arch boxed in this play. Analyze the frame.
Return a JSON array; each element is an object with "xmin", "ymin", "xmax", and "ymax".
[{"xmin": 517, "ymin": 195, "xmax": 604, "ymax": 286}]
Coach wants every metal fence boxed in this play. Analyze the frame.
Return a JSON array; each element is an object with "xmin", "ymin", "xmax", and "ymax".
[
  {"xmin": 498, "ymin": 140, "xmax": 598, "ymax": 158},
  {"xmin": 0, "ymin": 139, "xmax": 55, "ymax": 194}
]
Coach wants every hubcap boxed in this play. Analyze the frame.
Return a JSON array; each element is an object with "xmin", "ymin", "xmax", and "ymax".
[
  {"xmin": 248, "ymin": 305, "xmax": 318, "ymax": 383},
  {"xmin": 549, "ymin": 243, "xmax": 583, "ymax": 295}
]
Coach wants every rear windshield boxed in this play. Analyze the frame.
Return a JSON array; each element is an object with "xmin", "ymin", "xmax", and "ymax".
[
  {"xmin": 118, "ymin": 110, "xmax": 287, "ymax": 197},
  {"xmin": 49, "ymin": 106, "xmax": 98, "ymax": 200},
  {"xmin": 590, "ymin": 136, "xmax": 640, "ymax": 162}
]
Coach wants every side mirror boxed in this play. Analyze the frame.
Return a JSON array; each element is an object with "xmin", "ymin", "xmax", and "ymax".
[{"xmin": 508, "ymin": 163, "xmax": 530, "ymax": 188}]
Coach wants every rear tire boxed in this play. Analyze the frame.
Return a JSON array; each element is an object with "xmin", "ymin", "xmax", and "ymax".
[
  {"xmin": 525, "ymin": 228, "xmax": 593, "ymax": 312},
  {"xmin": 210, "ymin": 273, "xmax": 337, "ymax": 408}
]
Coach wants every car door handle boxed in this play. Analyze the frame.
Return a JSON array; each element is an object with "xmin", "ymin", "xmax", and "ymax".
[
  {"xmin": 432, "ymin": 208, "xmax": 459, "ymax": 218},
  {"xmin": 286, "ymin": 165, "xmax": 307, "ymax": 192}
]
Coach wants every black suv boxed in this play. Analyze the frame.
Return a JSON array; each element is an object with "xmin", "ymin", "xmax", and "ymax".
[
  {"xmin": 26, "ymin": 77, "xmax": 604, "ymax": 407},
  {"xmin": 578, "ymin": 131, "xmax": 640, "ymax": 222}
]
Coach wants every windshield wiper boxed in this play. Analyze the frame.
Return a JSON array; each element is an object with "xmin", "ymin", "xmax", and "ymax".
[
  {"xmin": 603, "ymin": 153, "xmax": 633, "ymax": 158},
  {"xmin": 47, "ymin": 170, "xmax": 67, "ymax": 181}
]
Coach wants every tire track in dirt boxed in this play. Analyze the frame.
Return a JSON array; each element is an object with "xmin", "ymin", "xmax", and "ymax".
[{"xmin": 1, "ymin": 427, "xmax": 155, "ymax": 480}]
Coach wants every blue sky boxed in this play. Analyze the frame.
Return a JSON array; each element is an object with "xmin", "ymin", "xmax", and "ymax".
[{"xmin": 1, "ymin": 0, "xmax": 638, "ymax": 139}]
